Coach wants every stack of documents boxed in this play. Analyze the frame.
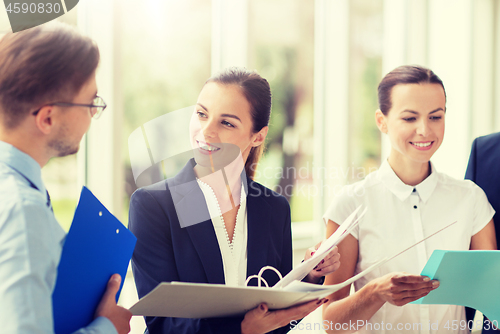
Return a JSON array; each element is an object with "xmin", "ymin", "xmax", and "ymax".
[
  {"xmin": 274, "ymin": 206, "xmax": 366, "ymax": 288},
  {"xmin": 129, "ymin": 207, "xmax": 456, "ymax": 319},
  {"xmin": 130, "ymin": 206, "xmax": 375, "ymax": 318},
  {"xmin": 128, "ymin": 276, "xmax": 367, "ymax": 319}
]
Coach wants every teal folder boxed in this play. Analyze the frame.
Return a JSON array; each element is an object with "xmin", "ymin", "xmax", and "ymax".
[
  {"xmin": 52, "ymin": 187, "xmax": 137, "ymax": 334},
  {"xmin": 413, "ymin": 250, "xmax": 500, "ymax": 322}
]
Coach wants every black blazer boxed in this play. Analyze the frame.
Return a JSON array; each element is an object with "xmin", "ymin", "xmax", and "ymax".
[
  {"xmin": 129, "ymin": 159, "xmax": 293, "ymax": 334},
  {"xmin": 465, "ymin": 132, "xmax": 500, "ymax": 334},
  {"xmin": 465, "ymin": 132, "xmax": 500, "ymax": 245}
]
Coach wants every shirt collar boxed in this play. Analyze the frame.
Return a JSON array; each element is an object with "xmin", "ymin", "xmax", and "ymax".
[
  {"xmin": 377, "ymin": 159, "xmax": 438, "ymax": 203},
  {"xmin": 0, "ymin": 141, "xmax": 46, "ymax": 194}
]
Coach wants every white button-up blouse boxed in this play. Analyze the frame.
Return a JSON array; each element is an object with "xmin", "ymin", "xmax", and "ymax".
[{"xmin": 324, "ymin": 160, "xmax": 494, "ymax": 334}]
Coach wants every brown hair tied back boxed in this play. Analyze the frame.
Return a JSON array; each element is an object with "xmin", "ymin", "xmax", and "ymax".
[
  {"xmin": 205, "ymin": 67, "xmax": 272, "ymax": 180},
  {"xmin": 378, "ymin": 65, "xmax": 446, "ymax": 116}
]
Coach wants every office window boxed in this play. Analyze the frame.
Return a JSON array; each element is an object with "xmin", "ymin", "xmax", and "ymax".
[
  {"xmin": 121, "ymin": 0, "xmax": 212, "ymax": 224},
  {"xmin": 248, "ymin": 0, "xmax": 315, "ymax": 222},
  {"xmin": 348, "ymin": 0, "xmax": 383, "ymax": 180}
]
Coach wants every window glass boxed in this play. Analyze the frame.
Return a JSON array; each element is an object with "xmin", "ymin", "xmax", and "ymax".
[
  {"xmin": 121, "ymin": 0, "xmax": 212, "ymax": 225},
  {"xmin": 348, "ymin": 0, "xmax": 383, "ymax": 181},
  {"xmin": 248, "ymin": 0, "xmax": 315, "ymax": 222}
]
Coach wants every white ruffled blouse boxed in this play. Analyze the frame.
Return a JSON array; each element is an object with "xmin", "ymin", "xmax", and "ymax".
[{"xmin": 197, "ymin": 179, "xmax": 248, "ymax": 287}]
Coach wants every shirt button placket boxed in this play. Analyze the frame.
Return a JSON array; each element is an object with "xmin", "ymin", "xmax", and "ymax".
[{"xmin": 410, "ymin": 191, "xmax": 430, "ymax": 334}]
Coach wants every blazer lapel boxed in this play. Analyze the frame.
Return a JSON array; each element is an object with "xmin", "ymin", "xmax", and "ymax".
[
  {"xmin": 246, "ymin": 180, "xmax": 271, "ymax": 281},
  {"xmin": 168, "ymin": 159, "xmax": 225, "ymax": 284},
  {"xmin": 185, "ymin": 220, "xmax": 225, "ymax": 284}
]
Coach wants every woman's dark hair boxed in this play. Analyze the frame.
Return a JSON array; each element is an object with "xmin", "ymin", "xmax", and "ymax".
[
  {"xmin": 378, "ymin": 65, "xmax": 446, "ymax": 115},
  {"xmin": 0, "ymin": 22, "xmax": 100, "ymax": 128},
  {"xmin": 206, "ymin": 67, "xmax": 271, "ymax": 179}
]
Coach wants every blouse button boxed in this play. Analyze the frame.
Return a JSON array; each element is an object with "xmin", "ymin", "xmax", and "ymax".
[{"xmin": 413, "ymin": 205, "xmax": 417, "ymax": 209}]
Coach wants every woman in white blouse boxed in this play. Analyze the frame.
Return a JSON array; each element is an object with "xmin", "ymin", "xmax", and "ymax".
[
  {"xmin": 130, "ymin": 67, "xmax": 340, "ymax": 334},
  {"xmin": 322, "ymin": 65, "xmax": 497, "ymax": 334}
]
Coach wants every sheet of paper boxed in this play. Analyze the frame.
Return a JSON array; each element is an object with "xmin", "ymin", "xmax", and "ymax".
[
  {"xmin": 274, "ymin": 206, "xmax": 365, "ymax": 288},
  {"xmin": 314, "ymin": 206, "xmax": 366, "ymax": 256},
  {"xmin": 283, "ymin": 259, "xmax": 386, "ymax": 294},
  {"xmin": 52, "ymin": 187, "xmax": 137, "ymax": 334},
  {"xmin": 129, "ymin": 215, "xmax": 458, "ymax": 319},
  {"xmin": 283, "ymin": 220, "xmax": 458, "ymax": 295},
  {"xmin": 412, "ymin": 250, "xmax": 500, "ymax": 323}
]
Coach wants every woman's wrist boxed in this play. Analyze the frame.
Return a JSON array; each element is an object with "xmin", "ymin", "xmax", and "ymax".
[
  {"xmin": 304, "ymin": 273, "xmax": 325, "ymax": 285},
  {"xmin": 241, "ymin": 310, "xmax": 261, "ymax": 334},
  {"xmin": 362, "ymin": 279, "xmax": 386, "ymax": 306},
  {"xmin": 240, "ymin": 321, "xmax": 248, "ymax": 334},
  {"xmin": 240, "ymin": 319, "xmax": 257, "ymax": 334}
]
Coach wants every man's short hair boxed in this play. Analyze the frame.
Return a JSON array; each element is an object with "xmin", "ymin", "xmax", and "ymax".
[{"xmin": 0, "ymin": 22, "xmax": 100, "ymax": 128}]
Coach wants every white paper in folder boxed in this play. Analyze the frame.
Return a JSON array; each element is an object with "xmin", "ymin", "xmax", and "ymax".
[
  {"xmin": 128, "ymin": 211, "xmax": 456, "ymax": 319},
  {"xmin": 128, "ymin": 259, "xmax": 384, "ymax": 319},
  {"xmin": 275, "ymin": 205, "xmax": 366, "ymax": 288}
]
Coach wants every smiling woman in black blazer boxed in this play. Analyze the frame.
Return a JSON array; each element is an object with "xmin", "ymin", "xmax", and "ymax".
[{"xmin": 129, "ymin": 68, "xmax": 340, "ymax": 334}]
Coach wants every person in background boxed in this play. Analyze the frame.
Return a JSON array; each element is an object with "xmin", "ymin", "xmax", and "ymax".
[
  {"xmin": 129, "ymin": 67, "xmax": 341, "ymax": 334},
  {"xmin": 322, "ymin": 65, "xmax": 496, "ymax": 334},
  {"xmin": 0, "ymin": 23, "xmax": 132, "ymax": 334},
  {"xmin": 465, "ymin": 132, "xmax": 500, "ymax": 333}
]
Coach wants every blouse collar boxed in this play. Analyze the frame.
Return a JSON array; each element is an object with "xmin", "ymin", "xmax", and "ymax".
[{"xmin": 377, "ymin": 159, "xmax": 438, "ymax": 204}]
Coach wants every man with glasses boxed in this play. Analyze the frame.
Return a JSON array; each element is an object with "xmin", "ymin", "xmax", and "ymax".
[{"xmin": 0, "ymin": 23, "xmax": 131, "ymax": 333}]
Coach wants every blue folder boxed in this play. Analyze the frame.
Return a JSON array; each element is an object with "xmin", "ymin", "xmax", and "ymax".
[
  {"xmin": 413, "ymin": 250, "xmax": 500, "ymax": 322},
  {"xmin": 52, "ymin": 187, "xmax": 137, "ymax": 334}
]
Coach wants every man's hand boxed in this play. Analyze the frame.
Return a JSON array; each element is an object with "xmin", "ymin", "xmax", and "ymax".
[{"xmin": 95, "ymin": 274, "xmax": 132, "ymax": 334}]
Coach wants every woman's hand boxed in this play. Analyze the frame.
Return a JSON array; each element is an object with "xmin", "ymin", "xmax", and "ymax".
[
  {"xmin": 303, "ymin": 242, "xmax": 341, "ymax": 283},
  {"xmin": 369, "ymin": 272, "xmax": 439, "ymax": 307},
  {"xmin": 241, "ymin": 299, "xmax": 328, "ymax": 334}
]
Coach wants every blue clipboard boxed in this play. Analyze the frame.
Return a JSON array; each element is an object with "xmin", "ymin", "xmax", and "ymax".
[{"xmin": 52, "ymin": 187, "xmax": 137, "ymax": 334}]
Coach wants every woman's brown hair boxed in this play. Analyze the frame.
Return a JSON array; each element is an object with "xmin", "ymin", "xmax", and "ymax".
[
  {"xmin": 378, "ymin": 65, "xmax": 446, "ymax": 115},
  {"xmin": 205, "ymin": 67, "xmax": 272, "ymax": 179}
]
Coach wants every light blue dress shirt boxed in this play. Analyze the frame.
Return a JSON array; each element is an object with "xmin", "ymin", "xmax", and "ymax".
[{"xmin": 0, "ymin": 141, "xmax": 117, "ymax": 334}]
